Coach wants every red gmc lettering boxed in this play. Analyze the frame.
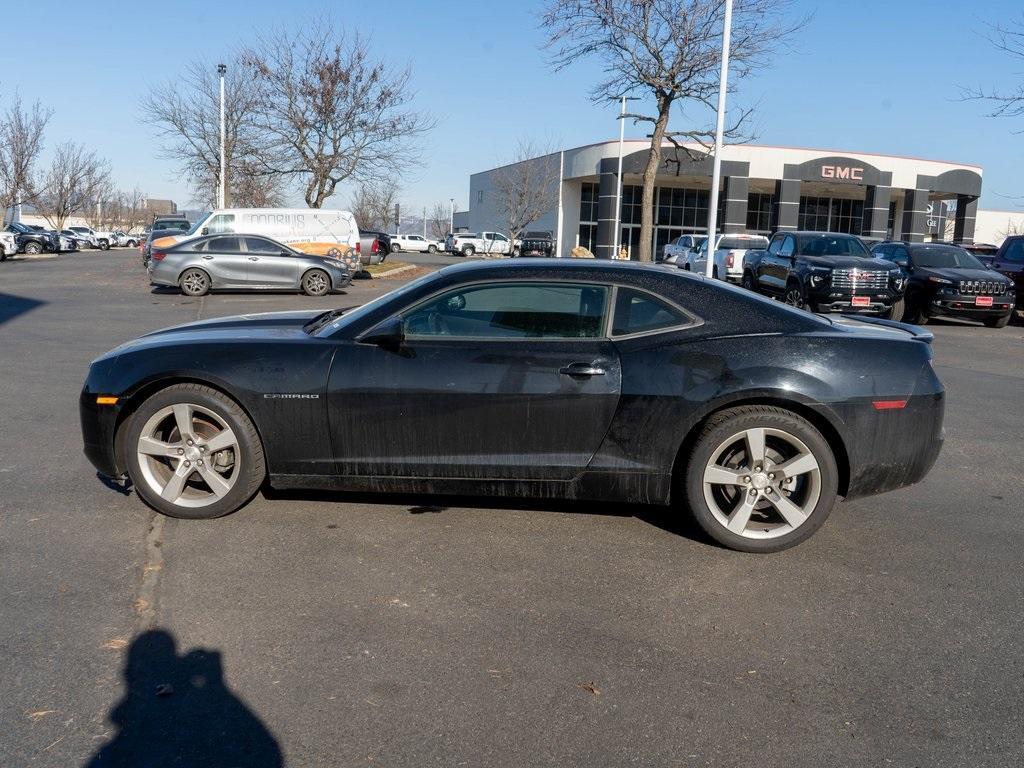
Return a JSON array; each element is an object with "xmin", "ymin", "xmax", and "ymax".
[{"xmin": 821, "ymin": 165, "xmax": 864, "ymax": 181}]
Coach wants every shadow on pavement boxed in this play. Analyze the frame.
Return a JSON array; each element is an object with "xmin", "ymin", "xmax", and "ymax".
[
  {"xmin": 0, "ymin": 292, "xmax": 45, "ymax": 327},
  {"xmin": 85, "ymin": 629, "xmax": 283, "ymax": 768},
  {"xmin": 262, "ymin": 487, "xmax": 714, "ymax": 546}
]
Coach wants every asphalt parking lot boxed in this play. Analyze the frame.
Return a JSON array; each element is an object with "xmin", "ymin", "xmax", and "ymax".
[{"xmin": 2, "ymin": 249, "xmax": 1023, "ymax": 767}]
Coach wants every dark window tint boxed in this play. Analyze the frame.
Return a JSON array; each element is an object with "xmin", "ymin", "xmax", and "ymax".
[
  {"xmin": 612, "ymin": 288, "xmax": 689, "ymax": 336},
  {"xmin": 404, "ymin": 283, "xmax": 608, "ymax": 339},
  {"xmin": 245, "ymin": 237, "xmax": 284, "ymax": 254},
  {"xmin": 1003, "ymin": 239, "xmax": 1024, "ymax": 263},
  {"xmin": 909, "ymin": 245, "xmax": 984, "ymax": 269},
  {"xmin": 767, "ymin": 236, "xmax": 783, "ymax": 255},
  {"xmin": 206, "ymin": 236, "xmax": 242, "ymax": 252},
  {"xmin": 779, "ymin": 236, "xmax": 795, "ymax": 257},
  {"xmin": 796, "ymin": 235, "xmax": 869, "ymax": 258}
]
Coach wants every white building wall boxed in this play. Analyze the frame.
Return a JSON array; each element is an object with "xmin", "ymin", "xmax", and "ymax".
[
  {"xmin": 974, "ymin": 209, "xmax": 1024, "ymax": 245},
  {"xmin": 468, "ymin": 151, "xmax": 562, "ymax": 246}
]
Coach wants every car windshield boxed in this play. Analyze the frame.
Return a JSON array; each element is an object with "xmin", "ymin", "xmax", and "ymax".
[
  {"xmin": 797, "ymin": 235, "xmax": 870, "ymax": 258},
  {"xmin": 912, "ymin": 245, "xmax": 985, "ymax": 270},
  {"xmin": 316, "ymin": 271, "xmax": 440, "ymax": 337}
]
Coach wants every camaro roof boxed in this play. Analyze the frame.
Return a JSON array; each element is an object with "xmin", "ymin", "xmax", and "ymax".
[{"xmin": 436, "ymin": 258, "xmax": 702, "ymax": 279}]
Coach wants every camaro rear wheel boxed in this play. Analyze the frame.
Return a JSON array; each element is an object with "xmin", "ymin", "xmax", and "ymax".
[
  {"xmin": 125, "ymin": 384, "xmax": 266, "ymax": 519},
  {"xmin": 302, "ymin": 269, "xmax": 330, "ymax": 296},
  {"xmin": 180, "ymin": 268, "xmax": 210, "ymax": 297},
  {"xmin": 684, "ymin": 406, "xmax": 838, "ymax": 553}
]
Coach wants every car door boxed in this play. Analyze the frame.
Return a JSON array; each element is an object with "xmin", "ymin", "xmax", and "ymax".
[
  {"xmin": 491, "ymin": 233, "xmax": 511, "ymax": 254},
  {"xmin": 407, "ymin": 235, "xmax": 426, "ymax": 252},
  {"xmin": 243, "ymin": 236, "xmax": 302, "ymax": 288},
  {"xmin": 755, "ymin": 235, "xmax": 784, "ymax": 292},
  {"xmin": 325, "ymin": 280, "xmax": 622, "ymax": 481},
  {"xmin": 767, "ymin": 234, "xmax": 796, "ymax": 294},
  {"xmin": 199, "ymin": 236, "xmax": 250, "ymax": 287}
]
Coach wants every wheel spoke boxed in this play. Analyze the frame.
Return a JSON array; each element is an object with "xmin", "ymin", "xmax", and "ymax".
[
  {"xmin": 172, "ymin": 404, "xmax": 194, "ymax": 441},
  {"xmin": 197, "ymin": 464, "xmax": 231, "ymax": 498},
  {"xmin": 775, "ymin": 452, "xmax": 818, "ymax": 480},
  {"xmin": 161, "ymin": 462, "xmax": 193, "ymax": 502},
  {"xmin": 138, "ymin": 436, "xmax": 181, "ymax": 457},
  {"xmin": 727, "ymin": 495, "xmax": 758, "ymax": 534},
  {"xmin": 743, "ymin": 428, "xmax": 767, "ymax": 466},
  {"xmin": 203, "ymin": 428, "xmax": 237, "ymax": 453},
  {"xmin": 704, "ymin": 465, "xmax": 747, "ymax": 486},
  {"xmin": 766, "ymin": 492, "xmax": 809, "ymax": 529}
]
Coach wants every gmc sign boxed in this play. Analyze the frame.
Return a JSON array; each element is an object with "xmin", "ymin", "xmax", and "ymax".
[{"xmin": 821, "ymin": 165, "xmax": 864, "ymax": 181}]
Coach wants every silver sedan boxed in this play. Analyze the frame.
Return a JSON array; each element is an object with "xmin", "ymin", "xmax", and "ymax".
[{"xmin": 147, "ymin": 234, "xmax": 356, "ymax": 297}]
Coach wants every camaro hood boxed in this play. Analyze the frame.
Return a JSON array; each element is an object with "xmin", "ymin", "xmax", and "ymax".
[
  {"xmin": 139, "ymin": 310, "xmax": 322, "ymax": 338},
  {"xmin": 802, "ymin": 255, "xmax": 894, "ymax": 270}
]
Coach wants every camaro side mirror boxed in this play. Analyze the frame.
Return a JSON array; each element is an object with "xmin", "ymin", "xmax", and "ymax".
[{"xmin": 360, "ymin": 315, "xmax": 404, "ymax": 348}]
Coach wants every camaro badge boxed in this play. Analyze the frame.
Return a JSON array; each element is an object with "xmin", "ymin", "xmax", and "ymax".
[{"xmin": 263, "ymin": 393, "xmax": 320, "ymax": 399}]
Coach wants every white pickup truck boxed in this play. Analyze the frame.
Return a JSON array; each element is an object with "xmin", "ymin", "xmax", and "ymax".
[
  {"xmin": 661, "ymin": 234, "xmax": 707, "ymax": 264},
  {"xmin": 687, "ymin": 233, "xmax": 770, "ymax": 282},
  {"xmin": 388, "ymin": 233, "xmax": 443, "ymax": 254},
  {"xmin": 445, "ymin": 231, "xmax": 520, "ymax": 257}
]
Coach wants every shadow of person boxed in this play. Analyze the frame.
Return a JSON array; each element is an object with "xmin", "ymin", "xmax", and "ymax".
[{"xmin": 85, "ymin": 629, "xmax": 282, "ymax": 767}]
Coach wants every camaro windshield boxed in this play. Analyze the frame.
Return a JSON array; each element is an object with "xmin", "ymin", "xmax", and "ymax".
[{"xmin": 912, "ymin": 246, "xmax": 985, "ymax": 270}]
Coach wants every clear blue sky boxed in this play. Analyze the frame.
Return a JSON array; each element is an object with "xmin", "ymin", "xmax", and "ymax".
[{"xmin": 1, "ymin": 0, "xmax": 1021, "ymax": 212}]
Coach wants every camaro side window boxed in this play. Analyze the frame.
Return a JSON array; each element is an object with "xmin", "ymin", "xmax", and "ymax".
[
  {"xmin": 611, "ymin": 288, "xmax": 689, "ymax": 336},
  {"xmin": 404, "ymin": 283, "xmax": 609, "ymax": 339}
]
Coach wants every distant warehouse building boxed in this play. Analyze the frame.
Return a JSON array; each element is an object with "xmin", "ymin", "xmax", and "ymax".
[{"xmin": 463, "ymin": 141, "xmax": 1022, "ymax": 258}]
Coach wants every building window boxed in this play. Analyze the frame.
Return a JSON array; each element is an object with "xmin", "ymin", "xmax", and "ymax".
[
  {"xmin": 888, "ymin": 201, "xmax": 897, "ymax": 238},
  {"xmin": 798, "ymin": 196, "xmax": 863, "ymax": 235},
  {"xmin": 798, "ymin": 196, "xmax": 831, "ymax": 231},
  {"xmin": 746, "ymin": 193, "xmax": 773, "ymax": 233},
  {"xmin": 578, "ymin": 182, "xmax": 599, "ymax": 251},
  {"xmin": 621, "ymin": 185, "xmax": 643, "ymax": 225},
  {"xmin": 477, "ymin": 190, "xmax": 484, "ymax": 205},
  {"xmin": 655, "ymin": 187, "xmax": 709, "ymax": 231}
]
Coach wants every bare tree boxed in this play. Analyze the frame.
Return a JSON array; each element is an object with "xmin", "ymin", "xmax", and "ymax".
[
  {"xmin": 542, "ymin": 0, "xmax": 804, "ymax": 261},
  {"xmin": 32, "ymin": 142, "xmax": 111, "ymax": 233},
  {"xmin": 348, "ymin": 179, "xmax": 400, "ymax": 231},
  {"xmin": 428, "ymin": 202, "xmax": 451, "ymax": 239},
  {"xmin": 242, "ymin": 20, "xmax": 434, "ymax": 208},
  {"xmin": 0, "ymin": 94, "xmax": 51, "ymax": 223},
  {"xmin": 961, "ymin": 15, "xmax": 1024, "ymax": 124},
  {"xmin": 142, "ymin": 57, "xmax": 269, "ymax": 209},
  {"xmin": 492, "ymin": 140, "xmax": 561, "ymax": 245}
]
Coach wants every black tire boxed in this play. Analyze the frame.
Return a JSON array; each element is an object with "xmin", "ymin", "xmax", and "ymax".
[
  {"xmin": 99, "ymin": 239, "xmax": 110, "ymax": 251},
  {"xmin": 427, "ymin": 244, "xmax": 437, "ymax": 253},
  {"xmin": 391, "ymin": 243, "xmax": 400, "ymax": 254},
  {"xmin": 984, "ymin": 314, "xmax": 1011, "ymax": 328},
  {"xmin": 462, "ymin": 245, "xmax": 475, "ymax": 257},
  {"xmin": 24, "ymin": 241, "xmax": 42, "ymax": 255},
  {"xmin": 126, "ymin": 239, "xmax": 137, "ymax": 248},
  {"xmin": 124, "ymin": 383, "xmax": 266, "ymax": 520},
  {"xmin": 885, "ymin": 297, "xmax": 905, "ymax": 321},
  {"xmin": 0, "ymin": 249, "xmax": 7, "ymax": 262},
  {"xmin": 683, "ymin": 405, "xmax": 839, "ymax": 553},
  {"xmin": 903, "ymin": 292, "xmax": 929, "ymax": 325},
  {"xmin": 741, "ymin": 271, "xmax": 756, "ymax": 292},
  {"xmin": 179, "ymin": 268, "xmax": 211, "ymax": 297},
  {"xmin": 512, "ymin": 247, "xmax": 521, "ymax": 257},
  {"xmin": 712, "ymin": 266, "xmax": 720, "ymax": 280},
  {"xmin": 784, "ymin": 280, "xmax": 807, "ymax": 310},
  {"xmin": 301, "ymin": 269, "xmax": 331, "ymax": 296}
]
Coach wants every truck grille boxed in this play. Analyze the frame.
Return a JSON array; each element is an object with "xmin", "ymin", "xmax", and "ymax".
[
  {"xmin": 830, "ymin": 269, "xmax": 889, "ymax": 291},
  {"xmin": 958, "ymin": 280, "xmax": 1005, "ymax": 296}
]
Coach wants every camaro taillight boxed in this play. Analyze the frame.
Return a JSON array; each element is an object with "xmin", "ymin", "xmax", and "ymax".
[{"xmin": 151, "ymin": 250, "xmax": 167, "ymax": 261}]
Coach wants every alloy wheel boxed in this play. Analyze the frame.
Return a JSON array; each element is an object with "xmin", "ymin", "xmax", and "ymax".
[
  {"xmin": 181, "ymin": 270, "xmax": 209, "ymax": 296},
  {"xmin": 701, "ymin": 427, "xmax": 821, "ymax": 540},
  {"xmin": 304, "ymin": 271, "xmax": 328, "ymax": 296},
  {"xmin": 785, "ymin": 285, "xmax": 805, "ymax": 309},
  {"xmin": 135, "ymin": 403, "xmax": 240, "ymax": 509}
]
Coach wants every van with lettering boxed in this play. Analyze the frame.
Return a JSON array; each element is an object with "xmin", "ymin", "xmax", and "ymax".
[{"xmin": 151, "ymin": 208, "xmax": 361, "ymax": 272}]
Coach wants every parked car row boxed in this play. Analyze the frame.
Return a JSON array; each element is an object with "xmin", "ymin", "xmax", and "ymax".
[
  {"xmin": 660, "ymin": 229, "xmax": 1018, "ymax": 328},
  {"xmin": 1, "ymin": 220, "xmax": 148, "ymax": 260}
]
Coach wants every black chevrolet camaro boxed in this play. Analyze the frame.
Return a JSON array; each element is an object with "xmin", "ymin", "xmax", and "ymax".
[{"xmin": 81, "ymin": 260, "xmax": 945, "ymax": 552}]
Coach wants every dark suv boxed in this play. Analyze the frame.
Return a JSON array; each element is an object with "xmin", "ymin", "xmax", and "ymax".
[
  {"xmin": 872, "ymin": 241, "xmax": 1016, "ymax": 328},
  {"xmin": 5, "ymin": 222, "xmax": 59, "ymax": 255},
  {"xmin": 742, "ymin": 231, "xmax": 906, "ymax": 318},
  {"xmin": 518, "ymin": 231, "xmax": 555, "ymax": 257},
  {"xmin": 986, "ymin": 235, "xmax": 1024, "ymax": 314}
]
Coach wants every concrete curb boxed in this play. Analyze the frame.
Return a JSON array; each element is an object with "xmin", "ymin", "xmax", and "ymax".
[{"xmin": 370, "ymin": 264, "xmax": 420, "ymax": 279}]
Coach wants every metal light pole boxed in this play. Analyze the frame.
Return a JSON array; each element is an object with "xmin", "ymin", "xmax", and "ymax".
[
  {"xmin": 449, "ymin": 198, "xmax": 455, "ymax": 233},
  {"xmin": 218, "ymin": 63, "xmax": 227, "ymax": 209},
  {"xmin": 613, "ymin": 96, "xmax": 640, "ymax": 260},
  {"xmin": 705, "ymin": 0, "xmax": 732, "ymax": 278}
]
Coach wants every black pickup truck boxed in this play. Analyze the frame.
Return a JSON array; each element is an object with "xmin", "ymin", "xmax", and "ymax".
[
  {"xmin": 517, "ymin": 231, "xmax": 555, "ymax": 257},
  {"xmin": 5, "ymin": 221, "xmax": 59, "ymax": 255},
  {"xmin": 742, "ymin": 231, "xmax": 906, "ymax": 318}
]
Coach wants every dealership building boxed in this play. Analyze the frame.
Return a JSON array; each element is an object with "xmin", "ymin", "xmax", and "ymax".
[{"xmin": 459, "ymin": 141, "xmax": 1022, "ymax": 258}]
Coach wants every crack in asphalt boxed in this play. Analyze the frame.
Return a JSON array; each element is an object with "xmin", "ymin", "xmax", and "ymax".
[{"xmin": 134, "ymin": 514, "xmax": 165, "ymax": 631}]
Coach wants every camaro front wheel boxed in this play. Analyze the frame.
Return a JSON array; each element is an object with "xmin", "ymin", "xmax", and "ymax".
[
  {"xmin": 684, "ymin": 405, "xmax": 839, "ymax": 553},
  {"xmin": 125, "ymin": 384, "xmax": 266, "ymax": 519}
]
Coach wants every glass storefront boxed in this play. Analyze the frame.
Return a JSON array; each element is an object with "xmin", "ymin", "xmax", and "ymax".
[{"xmin": 798, "ymin": 196, "xmax": 864, "ymax": 235}]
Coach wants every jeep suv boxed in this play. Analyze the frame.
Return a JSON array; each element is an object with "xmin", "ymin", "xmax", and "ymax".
[
  {"xmin": 873, "ymin": 241, "xmax": 1015, "ymax": 328},
  {"xmin": 742, "ymin": 231, "xmax": 906, "ymax": 317}
]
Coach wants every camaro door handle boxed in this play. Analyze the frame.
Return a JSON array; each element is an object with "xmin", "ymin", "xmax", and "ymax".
[{"xmin": 559, "ymin": 362, "xmax": 606, "ymax": 376}]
